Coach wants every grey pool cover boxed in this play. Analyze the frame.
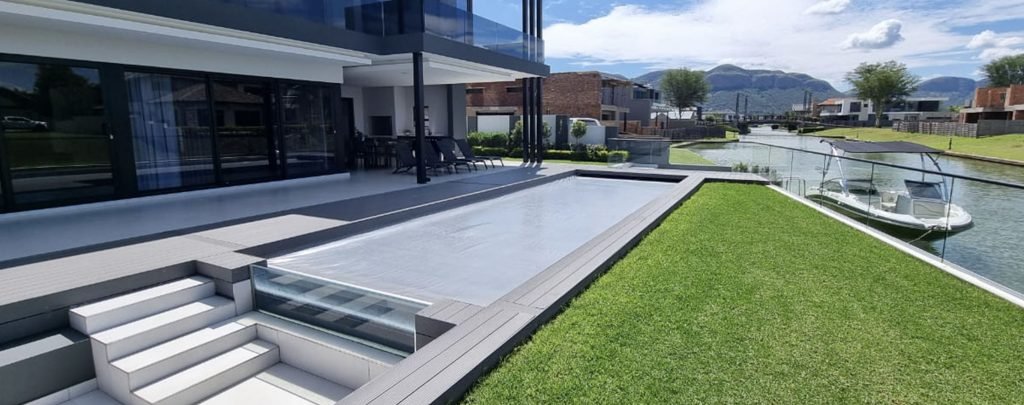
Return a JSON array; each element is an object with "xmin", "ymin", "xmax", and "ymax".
[{"xmin": 270, "ymin": 176, "xmax": 674, "ymax": 307}]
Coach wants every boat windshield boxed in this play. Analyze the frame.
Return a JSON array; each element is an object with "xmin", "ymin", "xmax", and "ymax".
[{"xmin": 905, "ymin": 180, "xmax": 944, "ymax": 200}]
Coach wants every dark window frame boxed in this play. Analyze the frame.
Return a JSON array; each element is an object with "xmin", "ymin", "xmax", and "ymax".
[{"xmin": 0, "ymin": 53, "xmax": 346, "ymax": 213}]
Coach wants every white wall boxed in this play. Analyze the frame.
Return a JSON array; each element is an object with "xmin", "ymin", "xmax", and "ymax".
[
  {"xmin": 390, "ymin": 86, "xmax": 449, "ymax": 136},
  {"xmin": 341, "ymin": 85, "xmax": 365, "ymax": 133},
  {"xmin": 359, "ymin": 85, "xmax": 453, "ymax": 137},
  {"xmin": 580, "ymin": 126, "xmax": 607, "ymax": 146},
  {"xmin": 362, "ymin": 87, "xmax": 396, "ymax": 135},
  {"xmin": 477, "ymin": 116, "xmax": 513, "ymax": 133},
  {"xmin": 0, "ymin": 18, "xmax": 346, "ymax": 83}
]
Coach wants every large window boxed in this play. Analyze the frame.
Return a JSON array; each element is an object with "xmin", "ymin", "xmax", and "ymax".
[
  {"xmin": 126, "ymin": 72, "xmax": 215, "ymax": 191},
  {"xmin": 0, "ymin": 61, "xmax": 114, "ymax": 206},
  {"xmin": 280, "ymin": 83, "xmax": 337, "ymax": 178},
  {"xmin": 214, "ymin": 80, "xmax": 276, "ymax": 184}
]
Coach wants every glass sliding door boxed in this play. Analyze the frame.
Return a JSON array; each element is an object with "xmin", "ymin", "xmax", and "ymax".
[
  {"xmin": 126, "ymin": 72, "xmax": 215, "ymax": 191},
  {"xmin": 213, "ymin": 80, "xmax": 276, "ymax": 184},
  {"xmin": 280, "ymin": 83, "xmax": 337, "ymax": 178},
  {"xmin": 0, "ymin": 61, "xmax": 115, "ymax": 207}
]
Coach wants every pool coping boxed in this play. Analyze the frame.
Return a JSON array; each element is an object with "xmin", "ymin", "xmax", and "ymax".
[{"xmin": 339, "ymin": 170, "xmax": 768, "ymax": 405}]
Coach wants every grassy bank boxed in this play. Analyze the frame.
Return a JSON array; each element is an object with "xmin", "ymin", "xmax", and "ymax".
[
  {"xmin": 817, "ymin": 127, "xmax": 1024, "ymax": 163},
  {"xmin": 669, "ymin": 148, "xmax": 714, "ymax": 165},
  {"xmin": 465, "ymin": 184, "xmax": 1024, "ymax": 404}
]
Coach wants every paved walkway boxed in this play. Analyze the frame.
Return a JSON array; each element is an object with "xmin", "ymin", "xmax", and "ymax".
[{"xmin": 0, "ymin": 168, "xmax": 522, "ymax": 266}]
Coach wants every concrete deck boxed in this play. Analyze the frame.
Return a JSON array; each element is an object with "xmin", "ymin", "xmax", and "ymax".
[{"xmin": 0, "ymin": 168, "xmax": 523, "ymax": 267}]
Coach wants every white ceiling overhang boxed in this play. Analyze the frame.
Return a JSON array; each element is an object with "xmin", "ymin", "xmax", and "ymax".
[{"xmin": 344, "ymin": 53, "xmax": 537, "ymax": 87}]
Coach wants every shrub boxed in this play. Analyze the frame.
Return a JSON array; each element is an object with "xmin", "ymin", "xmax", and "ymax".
[
  {"xmin": 473, "ymin": 146, "xmax": 508, "ymax": 157},
  {"xmin": 737, "ymin": 122, "xmax": 751, "ymax": 135},
  {"xmin": 468, "ymin": 132, "xmax": 508, "ymax": 148},
  {"xmin": 571, "ymin": 121, "xmax": 588, "ymax": 146},
  {"xmin": 544, "ymin": 150, "xmax": 574, "ymax": 160}
]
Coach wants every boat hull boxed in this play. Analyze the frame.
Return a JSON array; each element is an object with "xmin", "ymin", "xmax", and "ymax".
[{"xmin": 805, "ymin": 194, "xmax": 973, "ymax": 241}]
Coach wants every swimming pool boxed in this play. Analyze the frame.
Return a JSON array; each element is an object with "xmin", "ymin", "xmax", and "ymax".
[{"xmin": 269, "ymin": 176, "xmax": 676, "ymax": 307}]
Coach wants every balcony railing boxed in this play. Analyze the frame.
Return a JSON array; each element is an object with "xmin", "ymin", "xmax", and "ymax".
[{"xmin": 214, "ymin": 0, "xmax": 543, "ymax": 62}]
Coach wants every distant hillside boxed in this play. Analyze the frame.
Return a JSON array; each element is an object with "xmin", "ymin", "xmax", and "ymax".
[
  {"xmin": 913, "ymin": 77, "xmax": 981, "ymax": 107},
  {"xmin": 633, "ymin": 65, "xmax": 845, "ymax": 114}
]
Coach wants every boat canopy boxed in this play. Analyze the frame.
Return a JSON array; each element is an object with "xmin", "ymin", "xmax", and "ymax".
[{"xmin": 823, "ymin": 140, "xmax": 942, "ymax": 154}]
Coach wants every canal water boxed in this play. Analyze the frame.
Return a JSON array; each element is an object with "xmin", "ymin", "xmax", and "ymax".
[{"xmin": 687, "ymin": 126, "xmax": 1024, "ymax": 293}]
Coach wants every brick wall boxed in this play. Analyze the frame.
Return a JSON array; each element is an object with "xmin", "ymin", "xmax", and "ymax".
[
  {"xmin": 465, "ymin": 80, "xmax": 523, "ymax": 115},
  {"xmin": 1009, "ymin": 85, "xmax": 1024, "ymax": 107},
  {"xmin": 974, "ymin": 87, "xmax": 1010, "ymax": 108},
  {"xmin": 465, "ymin": 73, "xmax": 606, "ymax": 119},
  {"xmin": 543, "ymin": 72, "xmax": 603, "ymax": 119}
]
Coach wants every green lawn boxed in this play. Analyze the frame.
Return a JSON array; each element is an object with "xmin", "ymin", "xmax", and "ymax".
[
  {"xmin": 464, "ymin": 184, "xmax": 1024, "ymax": 404},
  {"xmin": 817, "ymin": 127, "xmax": 1024, "ymax": 163},
  {"xmin": 669, "ymin": 147, "xmax": 714, "ymax": 165}
]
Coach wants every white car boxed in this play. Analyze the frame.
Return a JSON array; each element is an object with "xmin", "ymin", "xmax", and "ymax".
[
  {"xmin": 570, "ymin": 118, "xmax": 603, "ymax": 127},
  {"xmin": 2, "ymin": 116, "xmax": 49, "ymax": 131}
]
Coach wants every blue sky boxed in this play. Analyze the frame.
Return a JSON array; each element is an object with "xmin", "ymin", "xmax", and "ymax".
[{"xmin": 474, "ymin": 0, "xmax": 1024, "ymax": 90}]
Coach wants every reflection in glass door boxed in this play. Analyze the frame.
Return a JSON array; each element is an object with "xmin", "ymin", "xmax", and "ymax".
[
  {"xmin": 0, "ymin": 61, "xmax": 115, "ymax": 207},
  {"xmin": 280, "ymin": 83, "xmax": 337, "ymax": 178},
  {"xmin": 213, "ymin": 80, "xmax": 276, "ymax": 184}
]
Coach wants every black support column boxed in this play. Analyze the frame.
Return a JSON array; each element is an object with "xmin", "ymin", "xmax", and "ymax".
[
  {"xmin": 413, "ymin": 52, "xmax": 429, "ymax": 184},
  {"xmin": 536, "ymin": 77, "xmax": 544, "ymax": 164}
]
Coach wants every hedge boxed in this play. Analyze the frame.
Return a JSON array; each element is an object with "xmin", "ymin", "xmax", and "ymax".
[{"xmin": 472, "ymin": 146, "xmax": 628, "ymax": 163}]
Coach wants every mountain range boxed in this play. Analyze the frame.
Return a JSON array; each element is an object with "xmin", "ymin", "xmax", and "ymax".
[{"xmin": 631, "ymin": 65, "xmax": 983, "ymax": 114}]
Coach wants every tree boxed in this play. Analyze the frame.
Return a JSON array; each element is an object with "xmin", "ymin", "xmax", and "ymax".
[
  {"xmin": 845, "ymin": 61, "xmax": 920, "ymax": 128},
  {"xmin": 982, "ymin": 54, "xmax": 1024, "ymax": 87},
  {"xmin": 660, "ymin": 69, "xmax": 710, "ymax": 119},
  {"xmin": 570, "ymin": 120, "xmax": 587, "ymax": 148}
]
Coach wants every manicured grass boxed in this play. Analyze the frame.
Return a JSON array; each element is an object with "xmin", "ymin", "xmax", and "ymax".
[
  {"xmin": 669, "ymin": 147, "xmax": 714, "ymax": 165},
  {"xmin": 817, "ymin": 127, "xmax": 1024, "ymax": 162},
  {"xmin": 465, "ymin": 184, "xmax": 1024, "ymax": 404}
]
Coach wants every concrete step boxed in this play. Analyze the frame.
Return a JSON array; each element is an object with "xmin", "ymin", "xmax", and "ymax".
[
  {"xmin": 133, "ymin": 340, "xmax": 279, "ymax": 405},
  {"xmin": 200, "ymin": 363, "xmax": 354, "ymax": 405},
  {"xmin": 111, "ymin": 319, "xmax": 256, "ymax": 391},
  {"xmin": 70, "ymin": 277, "xmax": 215, "ymax": 335},
  {"xmin": 91, "ymin": 296, "xmax": 236, "ymax": 361}
]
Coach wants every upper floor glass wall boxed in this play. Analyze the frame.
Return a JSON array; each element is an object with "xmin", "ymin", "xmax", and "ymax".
[
  {"xmin": 422, "ymin": 0, "xmax": 543, "ymax": 62},
  {"xmin": 214, "ymin": 0, "xmax": 543, "ymax": 62}
]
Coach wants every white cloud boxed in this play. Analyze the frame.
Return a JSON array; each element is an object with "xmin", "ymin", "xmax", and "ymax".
[
  {"xmin": 804, "ymin": 0, "xmax": 851, "ymax": 15},
  {"xmin": 967, "ymin": 30, "xmax": 1024, "ymax": 49},
  {"xmin": 843, "ymin": 19, "xmax": 904, "ymax": 49},
  {"xmin": 543, "ymin": 0, "xmax": 1024, "ymax": 87},
  {"xmin": 979, "ymin": 47, "xmax": 1022, "ymax": 61}
]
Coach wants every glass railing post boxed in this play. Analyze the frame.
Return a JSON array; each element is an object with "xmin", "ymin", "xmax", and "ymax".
[
  {"xmin": 819, "ymin": 154, "xmax": 827, "ymax": 207},
  {"xmin": 866, "ymin": 162, "xmax": 875, "ymax": 228},
  {"xmin": 940, "ymin": 177, "xmax": 956, "ymax": 263}
]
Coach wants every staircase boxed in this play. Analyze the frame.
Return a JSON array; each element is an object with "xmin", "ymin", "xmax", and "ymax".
[{"xmin": 68, "ymin": 276, "xmax": 385, "ymax": 404}]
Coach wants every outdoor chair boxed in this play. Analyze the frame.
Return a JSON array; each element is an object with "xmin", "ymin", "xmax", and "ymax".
[
  {"xmin": 393, "ymin": 141, "xmax": 417, "ymax": 174},
  {"xmin": 454, "ymin": 138, "xmax": 504, "ymax": 167},
  {"xmin": 422, "ymin": 140, "xmax": 456, "ymax": 175},
  {"xmin": 436, "ymin": 138, "xmax": 479, "ymax": 171}
]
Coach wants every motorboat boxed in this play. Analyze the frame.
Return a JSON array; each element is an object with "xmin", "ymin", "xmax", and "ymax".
[{"xmin": 806, "ymin": 140, "xmax": 973, "ymax": 240}]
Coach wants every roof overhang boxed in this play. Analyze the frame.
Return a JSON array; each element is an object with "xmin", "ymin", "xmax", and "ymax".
[{"xmin": 343, "ymin": 53, "xmax": 534, "ymax": 87}]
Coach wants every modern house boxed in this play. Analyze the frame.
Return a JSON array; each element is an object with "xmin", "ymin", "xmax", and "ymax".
[
  {"xmin": 466, "ymin": 71, "xmax": 649, "ymax": 123},
  {"xmin": 961, "ymin": 85, "xmax": 1024, "ymax": 123},
  {"xmin": 0, "ymin": 0, "xmax": 550, "ymax": 214},
  {"xmin": 816, "ymin": 97, "xmax": 954, "ymax": 122}
]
